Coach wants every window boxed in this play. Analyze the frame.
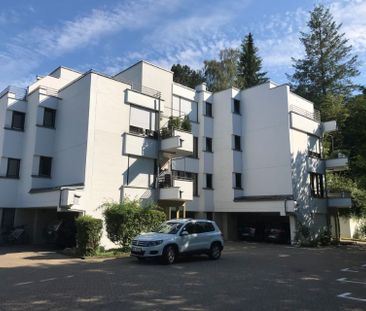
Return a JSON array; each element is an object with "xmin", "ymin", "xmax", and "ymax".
[
  {"xmin": 205, "ymin": 102, "xmax": 213, "ymax": 117},
  {"xmin": 129, "ymin": 106, "xmax": 158, "ymax": 138},
  {"xmin": 198, "ymin": 222, "xmax": 215, "ymax": 232},
  {"xmin": 193, "ymin": 173, "xmax": 198, "ymax": 196},
  {"xmin": 233, "ymin": 99, "xmax": 241, "ymax": 114},
  {"xmin": 310, "ymin": 173, "xmax": 324, "ymax": 198},
  {"xmin": 234, "ymin": 173, "xmax": 242, "ymax": 189},
  {"xmin": 43, "ymin": 108, "xmax": 56, "ymax": 128},
  {"xmin": 192, "ymin": 137, "xmax": 198, "ymax": 158},
  {"xmin": 205, "ymin": 137, "xmax": 212, "ymax": 152},
  {"xmin": 234, "ymin": 135, "xmax": 241, "ymax": 151},
  {"xmin": 11, "ymin": 111, "xmax": 25, "ymax": 131},
  {"xmin": 6, "ymin": 158, "xmax": 20, "ymax": 178},
  {"xmin": 39, "ymin": 156, "xmax": 52, "ymax": 177},
  {"xmin": 206, "ymin": 174, "xmax": 213, "ymax": 189}
]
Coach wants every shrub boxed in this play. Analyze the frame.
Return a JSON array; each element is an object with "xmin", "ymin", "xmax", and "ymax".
[
  {"xmin": 75, "ymin": 215, "xmax": 103, "ymax": 256},
  {"xmin": 102, "ymin": 200, "xmax": 166, "ymax": 250},
  {"xmin": 181, "ymin": 115, "xmax": 192, "ymax": 132}
]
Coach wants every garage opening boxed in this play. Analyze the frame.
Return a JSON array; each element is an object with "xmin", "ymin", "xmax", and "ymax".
[{"xmin": 236, "ymin": 213, "xmax": 291, "ymax": 244}]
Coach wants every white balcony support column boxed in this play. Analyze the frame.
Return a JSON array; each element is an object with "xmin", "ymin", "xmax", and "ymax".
[{"xmin": 289, "ymin": 215, "xmax": 297, "ymax": 245}]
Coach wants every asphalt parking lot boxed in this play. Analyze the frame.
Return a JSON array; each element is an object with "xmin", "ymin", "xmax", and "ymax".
[{"xmin": 0, "ymin": 242, "xmax": 365, "ymax": 311}]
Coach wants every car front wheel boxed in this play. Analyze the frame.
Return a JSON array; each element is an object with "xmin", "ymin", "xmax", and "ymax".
[
  {"xmin": 162, "ymin": 245, "xmax": 176, "ymax": 264},
  {"xmin": 209, "ymin": 243, "xmax": 222, "ymax": 260}
]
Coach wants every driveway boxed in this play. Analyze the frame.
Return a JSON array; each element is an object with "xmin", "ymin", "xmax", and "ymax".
[{"xmin": 0, "ymin": 242, "xmax": 365, "ymax": 311}]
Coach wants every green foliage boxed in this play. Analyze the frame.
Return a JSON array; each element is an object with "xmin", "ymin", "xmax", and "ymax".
[
  {"xmin": 295, "ymin": 223, "xmax": 332, "ymax": 247},
  {"xmin": 181, "ymin": 115, "xmax": 191, "ymax": 132},
  {"xmin": 327, "ymin": 174, "xmax": 366, "ymax": 218},
  {"xmin": 204, "ymin": 48, "xmax": 240, "ymax": 92},
  {"xmin": 167, "ymin": 116, "xmax": 182, "ymax": 130},
  {"xmin": 288, "ymin": 4, "xmax": 360, "ymax": 108},
  {"xmin": 171, "ymin": 64, "xmax": 205, "ymax": 89},
  {"xmin": 102, "ymin": 200, "xmax": 166, "ymax": 250},
  {"xmin": 238, "ymin": 33, "xmax": 268, "ymax": 89},
  {"xmin": 75, "ymin": 215, "xmax": 103, "ymax": 256},
  {"xmin": 343, "ymin": 94, "xmax": 366, "ymax": 189}
]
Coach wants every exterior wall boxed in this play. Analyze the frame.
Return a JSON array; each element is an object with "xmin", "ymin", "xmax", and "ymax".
[{"xmin": 241, "ymin": 83, "xmax": 293, "ymax": 197}]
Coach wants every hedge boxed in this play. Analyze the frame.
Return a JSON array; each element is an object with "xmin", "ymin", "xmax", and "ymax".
[
  {"xmin": 75, "ymin": 215, "xmax": 103, "ymax": 256},
  {"xmin": 102, "ymin": 200, "xmax": 166, "ymax": 250}
]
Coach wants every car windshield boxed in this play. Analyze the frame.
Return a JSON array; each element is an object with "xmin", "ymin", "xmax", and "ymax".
[{"xmin": 155, "ymin": 222, "xmax": 183, "ymax": 234}]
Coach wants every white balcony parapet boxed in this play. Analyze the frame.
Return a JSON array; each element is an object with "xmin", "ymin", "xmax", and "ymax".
[
  {"xmin": 328, "ymin": 192, "xmax": 352, "ymax": 208},
  {"xmin": 160, "ymin": 128, "xmax": 193, "ymax": 157},
  {"xmin": 123, "ymin": 133, "xmax": 158, "ymax": 159},
  {"xmin": 158, "ymin": 173, "xmax": 193, "ymax": 201},
  {"xmin": 322, "ymin": 120, "xmax": 337, "ymax": 134},
  {"xmin": 325, "ymin": 157, "xmax": 349, "ymax": 171}
]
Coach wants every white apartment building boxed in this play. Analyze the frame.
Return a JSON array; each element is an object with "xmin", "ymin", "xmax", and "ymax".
[{"xmin": 0, "ymin": 60, "xmax": 351, "ymax": 247}]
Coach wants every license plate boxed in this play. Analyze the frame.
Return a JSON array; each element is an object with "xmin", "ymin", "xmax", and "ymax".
[{"xmin": 132, "ymin": 246, "xmax": 142, "ymax": 253}]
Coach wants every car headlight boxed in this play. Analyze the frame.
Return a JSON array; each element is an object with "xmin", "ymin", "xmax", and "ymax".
[{"xmin": 146, "ymin": 240, "xmax": 163, "ymax": 247}]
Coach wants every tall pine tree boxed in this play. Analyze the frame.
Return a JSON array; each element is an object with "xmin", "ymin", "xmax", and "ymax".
[
  {"xmin": 289, "ymin": 5, "xmax": 359, "ymax": 107},
  {"xmin": 238, "ymin": 33, "xmax": 268, "ymax": 88}
]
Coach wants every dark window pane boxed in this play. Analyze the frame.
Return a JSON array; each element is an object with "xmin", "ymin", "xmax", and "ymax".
[
  {"xmin": 6, "ymin": 158, "xmax": 20, "ymax": 178},
  {"xmin": 234, "ymin": 135, "xmax": 241, "ymax": 150},
  {"xmin": 235, "ymin": 173, "xmax": 242, "ymax": 189},
  {"xmin": 206, "ymin": 174, "xmax": 213, "ymax": 189},
  {"xmin": 193, "ymin": 173, "xmax": 198, "ymax": 196},
  {"xmin": 193, "ymin": 137, "xmax": 198, "ymax": 158},
  {"xmin": 39, "ymin": 156, "xmax": 52, "ymax": 177},
  {"xmin": 43, "ymin": 108, "xmax": 56, "ymax": 128},
  {"xmin": 206, "ymin": 137, "xmax": 212, "ymax": 152},
  {"xmin": 205, "ymin": 102, "xmax": 213, "ymax": 117},
  {"xmin": 11, "ymin": 111, "xmax": 25, "ymax": 130},
  {"xmin": 233, "ymin": 99, "xmax": 240, "ymax": 114}
]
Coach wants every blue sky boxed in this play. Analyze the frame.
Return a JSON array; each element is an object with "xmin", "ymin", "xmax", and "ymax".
[{"xmin": 0, "ymin": 0, "xmax": 365, "ymax": 90}]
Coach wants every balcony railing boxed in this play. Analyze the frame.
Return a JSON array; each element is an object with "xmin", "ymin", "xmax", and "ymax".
[
  {"xmin": 289, "ymin": 105, "xmax": 321, "ymax": 122},
  {"xmin": 308, "ymin": 150, "xmax": 321, "ymax": 159},
  {"xmin": 129, "ymin": 126, "xmax": 158, "ymax": 139},
  {"xmin": 158, "ymin": 172, "xmax": 192, "ymax": 188}
]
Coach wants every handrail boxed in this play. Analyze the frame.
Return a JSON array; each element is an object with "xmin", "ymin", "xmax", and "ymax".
[{"xmin": 289, "ymin": 105, "xmax": 321, "ymax": 122}]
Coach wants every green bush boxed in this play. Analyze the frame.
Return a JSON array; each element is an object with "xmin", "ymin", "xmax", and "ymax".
[
  {"xmin": 102, "ymin": 200, "xmax": 166, "ymax": 250},
  {"xmin": 75, "ymin": 215, "xmax": 103, "ymax": 256}
]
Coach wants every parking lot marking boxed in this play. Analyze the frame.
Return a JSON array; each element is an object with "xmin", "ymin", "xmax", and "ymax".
[
  {"xmin": 341, "ymin": 267, "xmax": 359, "ymax": 273},
  {"xmin": 337, "ymin": 292, "xmax": 366, "ymax": 302},
  {"xmin": 337, "ymin": 277, "xmax": 366, "ymax": 285}
]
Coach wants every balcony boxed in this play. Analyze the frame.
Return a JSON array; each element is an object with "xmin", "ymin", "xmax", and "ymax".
[
  {"xmin": 158, "ymin": 172, "xmax": 193, "ymax": 201},
  {"xmin": 327, "ymin": 192, "xmax": 352, "ymax": 208},
  {"xmin": 325, "ymin": 157, "xmax": 349, "ymax": 172},
  {"xmin": 160, "ymin": 128, "xmax": 193, "ymax": 157},
  {"xmin": 123, "ymin": 131, "xmax": 158, "ymax": 159},
  {"xmin": 322, "ymin": 120, "xmax": 337, "ymax": 134},
  {"xmin": 289, "ymin": 105, "xmax": 321, "ymax": 136}
]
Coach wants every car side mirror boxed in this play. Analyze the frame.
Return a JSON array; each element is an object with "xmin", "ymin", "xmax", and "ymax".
[{"xmin": 181, "ymin": 230, "xmax": 189, "ymax": 236}]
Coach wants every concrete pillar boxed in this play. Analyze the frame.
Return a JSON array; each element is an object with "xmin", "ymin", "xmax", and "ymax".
[
  {"xmin": 289, "ymin": 215, "xmax": 297, "ymax": 245},
  {"xmin": 182, "ymin": 203, "xmax": 186, "ymax": 218}
]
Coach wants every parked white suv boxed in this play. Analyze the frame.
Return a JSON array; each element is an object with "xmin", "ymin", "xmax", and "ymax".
[{"xmin": 130, "ymin": 219, "xmax": 224, "ymax": 264}]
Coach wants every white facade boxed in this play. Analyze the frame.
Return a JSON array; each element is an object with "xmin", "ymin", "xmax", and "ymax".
[{"xmin": 0, "ymin": 61, "xmax": 350, "ymax": 247}]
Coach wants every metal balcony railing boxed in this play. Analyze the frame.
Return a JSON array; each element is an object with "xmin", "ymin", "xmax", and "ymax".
[
  {"xmin": 289, "ymin": 105, "xmax": 321, "ymax": 122},
  {"xmin": 158, "ymin": 171, "xmax": 192, "ymax": 188}
]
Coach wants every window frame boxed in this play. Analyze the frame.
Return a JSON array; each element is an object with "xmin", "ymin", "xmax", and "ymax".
[
  {"xmin": 205, "ymin": 137, "xmax": 213, "ymax": 153},
  {"xmin": 38, "ymin": 156, "xmax": 53, "ymax": 178},
  {"xmin": 234, "ymin": 172, "xmax": 242, "ymax": 189},
  {"xmin": 205, "ymin": 102, "xmax": 213, "ymax": 118},
  {"xmin": 11, "ymin": 111, "xmax": 26, "ymax": 131},
  {"xmin": 43, "ymin": 108, "xmax": 57, "ymax": 129},
  {"xmin": 233, "ymin": 99, "xmax": 241, "ymax": 115},
  {"xmin": 6, "ymin": 158, "xmax": 20, "ymax": 178},
  {"xmin": 233, "ymin": 135, "xmax": 241, "ymax": 151},
  {"xmin": 205, "ymin": 173, "xmax": 213, "ymax": 189}
]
